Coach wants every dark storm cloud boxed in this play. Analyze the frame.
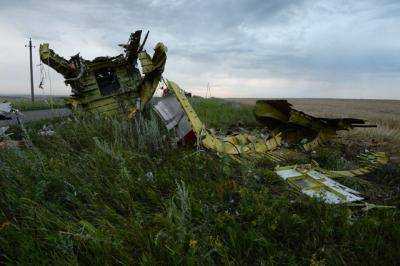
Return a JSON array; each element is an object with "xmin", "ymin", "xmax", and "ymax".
[{"xmin": 0, "ymin": 0, "xmax": 399, "ymax": 98}]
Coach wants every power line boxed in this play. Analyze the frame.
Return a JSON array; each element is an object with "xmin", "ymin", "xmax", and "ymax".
[{"xmin": 25, "ymin": 38, "xmax": 35, "ymax": 102}]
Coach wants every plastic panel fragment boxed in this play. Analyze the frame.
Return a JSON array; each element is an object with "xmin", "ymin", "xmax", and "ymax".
[{"xmin": 153, "ymin": 96, "xmax": 193, "ymax": 140}]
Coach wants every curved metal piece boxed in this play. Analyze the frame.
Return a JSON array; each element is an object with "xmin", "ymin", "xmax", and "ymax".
[
  {"xmin": 166, "ymin": 80, "xmax": 283, "ymax": 155},
  {"xmin": 64, "ymin": 60, "xmax": 86, "ymax": 82}
]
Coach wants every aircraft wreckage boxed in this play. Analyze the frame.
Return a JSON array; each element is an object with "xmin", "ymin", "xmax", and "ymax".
[{"xmin": 36, "ymin": 30, "xmax": 390, "ymax": 207}]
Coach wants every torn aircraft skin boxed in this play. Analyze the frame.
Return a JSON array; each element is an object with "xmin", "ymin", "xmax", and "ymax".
[
  {"xmin": 254, "ymin": 100, "xmax": 376, "ymax": 150},
  {"xmin": 39, "ymin": 30, "xmax": 167, "ymax": 116}
]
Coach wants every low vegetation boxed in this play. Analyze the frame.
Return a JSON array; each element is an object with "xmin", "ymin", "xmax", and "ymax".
[{"xmin": 0, "ymin": 98, "xmax": 399, "ymax": 264}]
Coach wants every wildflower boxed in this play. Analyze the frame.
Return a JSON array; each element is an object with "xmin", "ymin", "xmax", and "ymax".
[
  {"xmin": 0, "ymin": 220, "xmax": 10, "ymax": 230},
  {"xmin": 189, "ymin": 239, "xmax": 198, "ymax": 248}
]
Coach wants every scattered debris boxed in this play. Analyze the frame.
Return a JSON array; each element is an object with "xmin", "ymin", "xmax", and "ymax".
[
  {"xmin": 38, "ymin": 125, "xmax": 55, "ymax": 137},
  {"xmin": 163, "ymin": 81, "xmax": 390, "ymax": 205},
  {"xmin": 38, "ymin": 32, "xmax": 392, "ymax": 207},
  {"xmin": 328, "ymin": 152, "xmax": 389, "ymax": 177}
]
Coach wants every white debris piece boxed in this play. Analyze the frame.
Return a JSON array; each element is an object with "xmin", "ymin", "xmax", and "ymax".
[
  {"xmin": 145, "ymin": 172, "xmax": 155, "ymax": 182},
  {"xmin": 0, "ymin": 102, "xmax": 12, "ymax": 114},
  {"xmin": 275, "ymin": 169, "xmax": 302, "ymax": 180},
  {"xmin": 153, "ymin": 96, "xmax": 193, "ymax": 140},
  {"xmin": 38, "ymin": 125, "xmax": 55, "ymax": 136},
  {"xmin": 275, "ymin": 166, "xmax": 364, "ymax": 204},
  {"xmin": 0, "ymin": 126, "xmax": 10, "ymax": 137}
]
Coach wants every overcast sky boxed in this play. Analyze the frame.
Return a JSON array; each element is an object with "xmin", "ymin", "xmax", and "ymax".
[{"xmin": 0, "ymin": 0, "xmax": 399, "ymax": 98}]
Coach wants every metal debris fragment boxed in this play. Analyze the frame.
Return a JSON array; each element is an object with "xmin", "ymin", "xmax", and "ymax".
[
  {"xmin": 254, "ymin": 100, "xmax": 376, "ymax": 150},
  {"xmin": 0, "ymin": 102, "xmax": 28, "ymax": 150},
  {"xmin": 153, "ymin": 96, "xmax": 193, "ymax": 141},
  {"xmin": 275, "ymin": 165, "xmax": 364, "ymax": 204},
  {"xmin": 166, "ymin": 80, "xmax": 282, "ymax": 155},
  {"xmin": 274, "ymin": 151, "xmax": 389, "ymax": 204},
  {"xmin": 145, "ymin": 172, "xmax": 155, "ymax": 182}
]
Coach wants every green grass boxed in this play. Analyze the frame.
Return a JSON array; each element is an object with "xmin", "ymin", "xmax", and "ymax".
[
  {"xmin": 191, "ymin": 98, "xmax": 258, "ymax": 130},
  {"xmin": 0, "ymin": 97, "xmax": 66, "ymax": 111},
  {"xmin": 0, "ymin": 99, "xmax": 399, "ymax": 265}
]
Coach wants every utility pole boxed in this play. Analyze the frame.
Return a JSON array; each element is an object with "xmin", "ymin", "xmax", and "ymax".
[{"xmin": 25, "ymin": 38, "xmax": 34, "ymax": 102}]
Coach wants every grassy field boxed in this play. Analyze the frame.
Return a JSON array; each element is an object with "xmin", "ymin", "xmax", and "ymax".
[
  {"xmin": 0, "ymin": 98, "xmax": 399, "ymax": 264},
  {"xmin": 0, "ymin": 96, "xmax": 66, "ymax": 111}
]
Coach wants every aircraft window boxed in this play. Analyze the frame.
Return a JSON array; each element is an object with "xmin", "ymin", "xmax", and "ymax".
[{"xmin": 94, "ymin": 68, "xmax": 121, "ymax": 96}]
